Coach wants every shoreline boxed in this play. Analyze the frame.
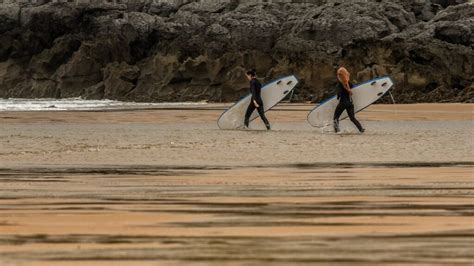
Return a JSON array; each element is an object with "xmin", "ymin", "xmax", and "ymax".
[{"xmin": 1, "ymin": 103, "xmax": 472, "ymax": 122}]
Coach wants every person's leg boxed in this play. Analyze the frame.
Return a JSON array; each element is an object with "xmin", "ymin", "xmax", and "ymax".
[
  {"xmin": 333, "ymin": 101, "xmax": 345, "ymax": 133},
  {"xmin": 244, "ymin": 102, "xmax": 256, "ymax": 127},
  {"xmin": 347, "ymin": 104, "xmax": 364, "ymax": 132},
  {"xmin": 256, "ymin": 104, "xmax": 271, "ymax": 130}
]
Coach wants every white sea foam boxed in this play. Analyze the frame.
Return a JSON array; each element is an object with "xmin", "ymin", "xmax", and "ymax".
[{"xmin": 0, "ymin": 98, "xmax": 207, "ymax": 111}]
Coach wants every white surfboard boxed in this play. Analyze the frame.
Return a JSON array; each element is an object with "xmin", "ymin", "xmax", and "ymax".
[
  {"xmin": 218, "ymin": 75, "xmax": 299, "ymax": 130},
  {"xmin": 307, "ymin": 76, "xmax": 394, "ymax": 127}
]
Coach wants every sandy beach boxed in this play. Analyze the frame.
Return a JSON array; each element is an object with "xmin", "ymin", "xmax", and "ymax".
[
  {"xmin": 0, "ymin": 103, "xmax": 473, "ymax": 265},
  {"xmin": 0, "ymin": 103, "xmax": 472, "ymax": 167}
]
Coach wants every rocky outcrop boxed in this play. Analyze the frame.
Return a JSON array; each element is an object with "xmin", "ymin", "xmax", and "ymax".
[{"xmin": 0, "ymin": 0, "xmax": 472, "ymax": 103}]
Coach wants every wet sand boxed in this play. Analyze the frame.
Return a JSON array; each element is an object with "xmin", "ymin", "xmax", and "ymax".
[{"xmin": 0, "ymin": 103, "xmax": 473, "ymax": 265}]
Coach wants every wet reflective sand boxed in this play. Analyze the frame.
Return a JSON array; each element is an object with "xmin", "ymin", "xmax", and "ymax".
[{"xmin": 0, "ymin": 104, "xmax": 473, "ymax": 265}]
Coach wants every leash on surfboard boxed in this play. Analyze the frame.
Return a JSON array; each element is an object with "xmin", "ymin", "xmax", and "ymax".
[
  {"xmin": 288, "ymin": 89, "xmax": 295, "ymax": 102},
  {"xmin": 388, "ymin": 89, "xmax": 398, "ymax": 118}
]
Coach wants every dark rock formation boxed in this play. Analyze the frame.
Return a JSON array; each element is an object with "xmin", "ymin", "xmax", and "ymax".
[{"xmin": 0, "ymin": 0, "xmax": 472, "ymax": 103}]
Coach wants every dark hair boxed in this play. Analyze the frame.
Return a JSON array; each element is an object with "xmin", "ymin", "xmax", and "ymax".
[{"xmin": 246, "ymin": 69, "xmax": 256, "ymax": 77}]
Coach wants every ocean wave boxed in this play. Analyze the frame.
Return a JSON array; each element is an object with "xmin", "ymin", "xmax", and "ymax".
[{"xmin": 0, "ymin": 98, "xmax": 208, "ymax": 111}]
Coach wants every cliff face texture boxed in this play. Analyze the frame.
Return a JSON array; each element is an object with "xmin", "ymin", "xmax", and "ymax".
[{"xmin": 0, "ymin": 0, "xmax": 472, "ymax": 103}]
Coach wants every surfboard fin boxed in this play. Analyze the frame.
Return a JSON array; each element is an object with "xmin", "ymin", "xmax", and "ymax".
[
  {"xmin": 277, "ymin": 80, "xmax": 282, "ymax": 85},
  {"xmin": 382, "ymin": 82, "xmax": 387, "ymax": 86},
  {"xmin": 371, "ymin": 81, "xmax": 377, "ymax": 86},
  {"xmin": 287, "ymin": 80, "xmax": 292, "ymax": 85}
]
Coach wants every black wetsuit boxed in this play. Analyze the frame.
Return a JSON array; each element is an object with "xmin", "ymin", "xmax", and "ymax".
[
  {"xmin": 333, "ymin": 81, "xmax": 364, "ymax": 132},
  {"xmin": 244, "ymin": 78, "xmax": 270, "ymax": 129}
]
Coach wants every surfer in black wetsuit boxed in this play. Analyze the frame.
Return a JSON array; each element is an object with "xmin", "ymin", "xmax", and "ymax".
[
  {"xmin": 244, "ymin": 69, "xmax": 271, "ymax": 130},
  {"xmin": 333, "ymin": 67, "xmax": 365, "ymax": 133}
]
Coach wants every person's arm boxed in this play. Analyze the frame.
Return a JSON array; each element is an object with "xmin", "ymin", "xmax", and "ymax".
[
  {"xmin": 342, "ymin": 81, "xmax": 352, "ymax": 96},
  {"xmin": 250, "ymin": 80, "xmax": 259, "ymax": 107}
]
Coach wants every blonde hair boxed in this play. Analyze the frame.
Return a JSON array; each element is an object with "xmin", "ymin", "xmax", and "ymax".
[{"xmin": 337, "ymin": 67, "xmax": 350, "ymax": 84}]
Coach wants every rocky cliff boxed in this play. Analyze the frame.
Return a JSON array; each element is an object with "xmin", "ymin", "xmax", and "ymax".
[{"xmin": 0, "ymin": 0, "xmax": 472, "ymax": 103}]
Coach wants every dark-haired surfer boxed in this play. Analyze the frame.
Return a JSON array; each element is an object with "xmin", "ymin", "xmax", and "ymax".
[{"xmin": 244, "ymin": 69, "xmax": 271, "ymax": 130}]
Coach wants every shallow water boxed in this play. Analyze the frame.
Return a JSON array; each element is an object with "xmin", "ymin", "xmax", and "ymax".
[{"xmin": 0, "ymin": 165, "xmax": 472, "ymax": 265}]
